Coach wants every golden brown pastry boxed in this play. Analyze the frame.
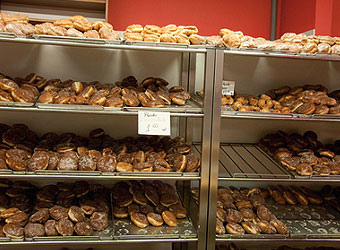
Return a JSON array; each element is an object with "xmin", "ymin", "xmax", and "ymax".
[
  {"xmin": 1, "ymin": 13, "xmax": 28, "ymax": 24},
  {"xmin": 53, "ymin": 19, "xmax": 73, "ymax": 29},
  {"xmin": 143, "ymin": 34, "xmax": 160, "ymax": 42},
  {"xmin": 126, "ymin": 24, "xmax": 143, "ymax": 33},
  {"xmin": 174, "ymin": 34, "xmax": 190, "ymax": 45},
  {"xmin": 92, "ymin": 21, "xmax": 113, "ymax": 31},
  {"xmin": 162, "ymin": 210, "xmax": 177, "ymax": 226},
  {"xmin": 222, "ymin": 33, "xmax": 241, "ymax": 48},
  {"xmin": 70, "ymin": 15, "xmax": 92, "ymax": 32},
  {"xmin": 220, "ymin": 28, "xmax": 233, "ymax": 37},
  {"xmin": 84, "ymin": 30, "xmax": 100, "ymax": 39},
  {"xmin": 66, "ymin": 28, "xmax": 84, "ymax": 38},
  {"xmin": 181, "ymin": 26, "xmax": 198, "ymax": 36},
  {"xmin": 144, "ymin": 25, "xmax": 162, "ymax": 36},
  {"xmin": 162, "ymin": 24, "xmax": 178, "ymax": 34},
  {"xmin": 160, "ymin": 34, "xmax": 177, "ymax": 43},
  {"xmin": 318, "ymin": 43, "xmax": 331, "ymax": 53},
  {"xmin": 280, "ymin": 32, "xmax": 296, "ymax": 42},
  {"xmin": 99, "ymin": 27, "xmax": 120, "ymax": 40},
  {"xmin": 189, "ymin": 34, "xmax": 206, "ymax": 45},
  {"xmin": 124, "ymin": 32, "xmax": 143, "ymax": 41}
]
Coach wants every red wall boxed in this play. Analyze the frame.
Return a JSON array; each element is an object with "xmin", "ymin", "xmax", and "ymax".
[
  {"xmin": 108, "ymin": 0, "xmax": 272, "ymax": 39},
  {"xmin": 276, "ymin": 0, "xmax": 316, "ymax": 39}
]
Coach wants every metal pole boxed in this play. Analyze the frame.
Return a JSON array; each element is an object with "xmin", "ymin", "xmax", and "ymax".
[{"xmin": 270, "ymin": 0, "xmax": 278, "ymax": 41}]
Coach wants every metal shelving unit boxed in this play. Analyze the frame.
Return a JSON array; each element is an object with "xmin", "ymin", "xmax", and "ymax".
[
  {"xmin": 207, "ymin": 48, "xmax": 340, "ymax": 250},
  {"xmin": 0, "ymin": 33, "xmax": 215, "ymax": 250}
]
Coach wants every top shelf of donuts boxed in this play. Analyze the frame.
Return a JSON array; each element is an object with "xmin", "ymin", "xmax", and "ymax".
[
  {"xmin": 0, "ymin": 13, "xmax": 210, "ymax": 53},
  {"xmin": 215, "ymin": 29, "xmax": 340, "ymax": 61}
]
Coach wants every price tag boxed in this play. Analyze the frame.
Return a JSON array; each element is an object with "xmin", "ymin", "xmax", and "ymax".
[
  {"xmin": 138, "ymin": 111, "xmax": 171, "ymax": 136},
  {"xmin": 222, "ymin": 80, "xmax": 235, "ymax": 96}
]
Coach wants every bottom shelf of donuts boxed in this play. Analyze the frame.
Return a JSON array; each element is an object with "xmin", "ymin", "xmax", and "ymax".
[
  {"xmin": 193, "ymin": 184, "xmax": 340, "ymax": 240},
  {"xmin": 0, "ymin": 178, "xmax": 113, "ymax": 241},
  {"xmin": 216, "ymin": 243, "xmax": 340, "ymax": 250},
  {"xmin": 111, "ymin": 180, "xmax": 197, "ymax": 240}
]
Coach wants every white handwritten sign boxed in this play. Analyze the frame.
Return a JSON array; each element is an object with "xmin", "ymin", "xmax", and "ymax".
[
  {"xmin": 138, "ymin": 111, "xmax": 171, "ymax": 136},
  {"xmin": 222, "ymin": 80, "xmax": 235, "ymax": 96}
]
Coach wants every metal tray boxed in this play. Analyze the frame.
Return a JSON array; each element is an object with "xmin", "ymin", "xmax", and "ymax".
[
  {"xmin": 124, "ymin": 40, "xmax": 188, "ymax": 48},
  {"xmin": 0, "ymin": 32, "xmax": 17, "ymax": 39},
  {"xmin": 124, "ymin": 100, "xmax": 202, "ymax": 113},
  {"xmin": 36, "ymin": 103, "xmax": 104, "ymax": 111},
  {"xmin": 24, "ymin": 220, "xmax": 113, "ymax": 241},
  {"xmin": 31, "ymin": 34, "xmax": 107, "ymax": 45},
  {"xmin": 111, "ymin": 190, "xmax": 197, "ymax": 240},
  {"xmin": 0, "ymin": 101, "xmax": 35, "ymax": 107}
]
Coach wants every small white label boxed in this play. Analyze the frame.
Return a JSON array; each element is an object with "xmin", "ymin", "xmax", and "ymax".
[
  {"xmin": 222, "ymin": 80, "xmax": 235, "ymax": 96},
  {"xmin": 138, "ymin": 111, "xmax": 171, "ymax": 136}
]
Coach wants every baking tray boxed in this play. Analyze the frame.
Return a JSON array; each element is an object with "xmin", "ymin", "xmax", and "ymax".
[
  {"xmin": 31, "ymin": 34, "xmax": 107, "ymax": 45},
  {"xmin": 0, "ymin": 32, "xmax": 17, "ymax": 39},
  {"xmin": 111, "ymin": 191, "xmax": 197, "ymax": 240},
  {"xmin": 258, "ymin": 145, "xmax": 340, "ymax": 180},
  {"xmin": 123, "ymin": 40, "xmax": 189, "ymax": 48},
  {"xmin": 124, "ymin": 99, "xmax": 202, "ymax": 113},
  {"xmin": 24, "ymin": 221, "xmax": 113, "ymax": 242},
  {"xmin": 24, "ymin": 221, "xmax": 113, "ymax": 241},
  {"xmin": 0, "ymin": 101, "xmax": 35, "ymax": 107},
  {"xmin": 36, "ymin": 103, "xmax": 104, "ymax": 111},
  {"xmin": 216, "ymin": 194, "xmax": 340, "ymax": 240}
]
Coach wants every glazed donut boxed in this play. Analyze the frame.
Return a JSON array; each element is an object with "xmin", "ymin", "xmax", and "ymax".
[
  {"xmin": 162, "ymin": 210, "xmax": 177, "ymax": 227},
  {"xmin": 241, "ymin": 221, "xmax": 261, "ymax": 234},
  {"xmin": 147, "ymin": 212, "xmax": 163, "ymax": 226},
  {"xmin": 270, "ymin": 219, "xmax": 289, "ymax": 235},
  {"xmin": 225, "ymin": 222, "xmax": 245, "ymax": 235},
  {"xmin": 130, "ymin": 212, "xmax": 149, "ymax": 228}
]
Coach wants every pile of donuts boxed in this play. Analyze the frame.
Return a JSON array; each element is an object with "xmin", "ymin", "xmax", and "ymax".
[
  {"xmin": 214, "ymin": 186, "xmax": 289, "ymax": 235},
  {"xmin": 0, "ymin": 72, "xmax": 191, "ymax": 107},
  {"xmin": 124, "ymin": 24, "xmax": 206, "ymax": 45},
  {"xmin": 0, "ymin": 179, "xmax": 110, "ymax": 239},
  {"xmin": 0, "ymin": 124, "xmax": 200, "ymax": 173},
  {"xmin": 267, "ymin": 185, "xmax": 323, "ymax": 206},
  {"xmin": 206, "ymin": 28, "xmax": 340, "ymax": 56},
  {"xmin": 0, "ymin": 13, "xmax": 120, "ymax": 40},
  {"xmin": 221, "ymin": 84, "xmax": 340, "ymax": 115},
  {"xmin": 259, "ymin": 130, "xmax": 340, "ymax": 176},
  {"xmin": 112, "ymin": 180, "xmax": 186, "ymax": 228}
]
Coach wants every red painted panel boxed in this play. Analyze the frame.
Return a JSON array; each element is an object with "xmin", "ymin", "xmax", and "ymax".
[
  {"xmin": 108, "ymin": 0, "xmax": 272, "ymax": 39},
  {"xmin": 331, "ymin": 0, "xmax": 340, "ymax": 36},
  {"xmin": 276, "ymin": 0, "xmax": 316, "ymax": 39},
  {"xmin": 315, "ymin": 0, "xmax": 333, "ymax": 35}
]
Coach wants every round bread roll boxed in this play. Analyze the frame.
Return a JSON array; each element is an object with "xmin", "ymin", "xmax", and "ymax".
[{"xmin": 147, "ymin": 212, "xmax": 163, "ymax": 226}]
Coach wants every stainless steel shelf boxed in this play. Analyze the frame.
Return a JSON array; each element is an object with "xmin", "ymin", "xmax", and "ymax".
[
  {"xmin": 0, "ymin": 33, "xmax": 208, "ymax": 53},
  {"xmin": 223, "ymin": 48, "xmax": 340, "ymax": 62},
  {"xmin": 0, "ymin": 238, "xmax": 197, "ymax": 245},
  {"xmin": 216, "ymin": 198, "xmax": 340, "ymax": 242},
  {"xmin": 0, "ymin": 99, "xmax": 203, "ymax": 117},
  {"xmin": 0, "ymin": 171, "xmax": 200, "ymax": 180},
  {"xmin": 221, "ymin": 108, "xmax": 340, "ymax": 122},
  {"xmin": 218, "ymin": 144, "xmax": 292, "ymax": 181},
  {"xmin": 218, "ymin": 144, "xmax": 340, "ymax": 182}
]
